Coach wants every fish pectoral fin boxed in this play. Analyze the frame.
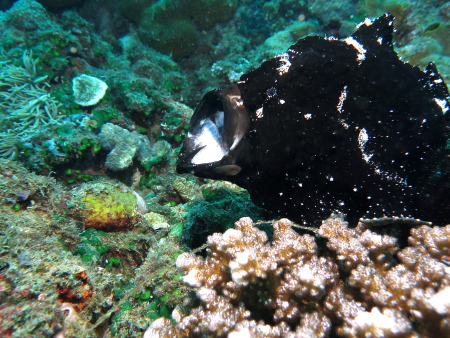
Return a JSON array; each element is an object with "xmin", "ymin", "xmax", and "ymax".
[{"xmin": 212, "ymin": 164, "xmax": 242, "ymax": 176}]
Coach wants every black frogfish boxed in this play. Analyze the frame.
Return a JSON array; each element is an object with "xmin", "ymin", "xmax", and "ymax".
[{"xmin": 177, "ymin": 14, "xmax": 450, "ymax": 226}]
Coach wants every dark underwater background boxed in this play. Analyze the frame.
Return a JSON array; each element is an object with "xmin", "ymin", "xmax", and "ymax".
[{"xmin": 0, "ymin": 0, "xmax": 449, "ymax": 337}]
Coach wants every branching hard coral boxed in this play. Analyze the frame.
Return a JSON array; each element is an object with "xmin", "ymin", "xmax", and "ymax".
[
  {"xmin": 0, "ymin": 50, "xmax": 61, "ymax": 158},
  {"xmin": 145, "ymin": 217, "xmax": 450, "ymax": 337}
]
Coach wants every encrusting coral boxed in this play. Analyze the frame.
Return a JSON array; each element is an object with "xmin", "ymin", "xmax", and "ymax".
[
  {"xmin": 6, "ymin": 0, "xmax": 52, "ymax": 31},
  {"xmin": 145, "ymin": 217, "xmax": 450, "ymax": 337},
  {"xmin": 72, "ymin": 74, "xmax": 108, "ymax": 106}
]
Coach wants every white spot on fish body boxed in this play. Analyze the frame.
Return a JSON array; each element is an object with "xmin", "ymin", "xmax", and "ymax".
[
  {"xmin": 256, "ymin": 107, "xmax": 264, "ymax": 118},
  {"xmin": 358, "ymin": 128, "xmax": 373, "ymax": 163},
  {"xmin": 434, "ymin": 97, "xmax": 449, "ymax": 113},
  {"xmin": 356, "ymin": 17, "xmax": 371, "ymax": 29},
  {"xmin": 266, "ymin": 87, "xmax": 277, "ymax": 99},
  {"xmin": 337, "ymin": 85, "xmax": 347, "ymax": 113},
  {"xmin": 276, "ymin": 53, "xmax": 291, "ymax": 76},
  {"xmin": 344, "ymin": 37, "xmax": 366, "ymax": 63}
]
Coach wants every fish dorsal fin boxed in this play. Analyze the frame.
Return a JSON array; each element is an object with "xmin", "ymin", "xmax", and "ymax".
[{"xmin": 351, "ymin": 13, "xmax": 394, "ymax": 48}]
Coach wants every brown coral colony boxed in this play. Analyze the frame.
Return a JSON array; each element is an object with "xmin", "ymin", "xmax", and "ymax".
[{"xmin": 145, "ymin": 217, "xmax": 450, "ymax": 337}]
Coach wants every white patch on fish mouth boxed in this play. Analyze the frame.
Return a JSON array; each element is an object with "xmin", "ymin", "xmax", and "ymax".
[
  {"xmin": 344, "ymin": 37, "xmax": 366, "ymax": 64},
  {"xmin": 191, "ymin": 112, "xmax": 227, "ymax": 164}
]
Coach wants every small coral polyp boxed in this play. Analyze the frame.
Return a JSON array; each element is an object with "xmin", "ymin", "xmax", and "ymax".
[
  {"xmin": 72, "ymin": 181, "xmax": 141, "ymax": 231},
  {"xmin": 145, "ymin": 217, "xmax": 450, "ymax": 337}
]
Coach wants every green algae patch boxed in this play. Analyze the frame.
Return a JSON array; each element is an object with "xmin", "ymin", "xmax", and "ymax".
[
  {"xmin": 139, "ymin": 19, "xmax": 200, "ymax": 60},
  {"xmin": 72, "ymin": 182, "xmax": 140, "ymax": 231},
  {"xmin": 73, "ymin": 228, "xmax": 111, "ymax": 263},
  {"xmin": 182, "ymin": 187, "xmax": 272, "ymax": 249}
]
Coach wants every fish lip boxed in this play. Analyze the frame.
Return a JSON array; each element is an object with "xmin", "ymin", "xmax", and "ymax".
[
  {"xmin": 177, "ymin": 146, "xmax": 236, "ymax": 178},
  {"xmin": 176, "ymin": 144, "xmax": 218, "ymax": 172}
]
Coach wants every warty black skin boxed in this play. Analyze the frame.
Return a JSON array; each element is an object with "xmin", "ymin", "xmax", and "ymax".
[{"xmin": 177, "ymin": 14, "xmax": 450, "ymax": 226}]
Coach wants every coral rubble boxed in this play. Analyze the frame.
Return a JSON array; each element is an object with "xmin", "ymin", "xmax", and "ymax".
[
  {"xmin": 99, "ymin": 123, "xmax": 171, "ymax": 172},
  {"xmin": 0, "ymin": 160, "xmax": 187, "ymax": 337},
  {"xmin": 146, "ymin": 217, "xmax": 450, "ymax": 337}
]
